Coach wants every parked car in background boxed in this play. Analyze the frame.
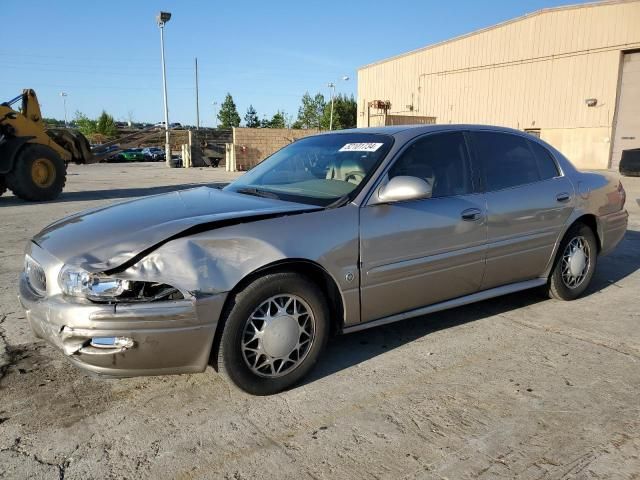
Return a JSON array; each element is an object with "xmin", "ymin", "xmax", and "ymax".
[
  {"xmin": 154, "ymin": 122, "xmax": 182, "ymax": 130},
  {"xmin": 619, "ymin": 148, "xmax": 640, "ymax": 176},
  {"xmin": 141, "ymin": 147, "xmax": 165, "ymax": 162},
  {"xmin": 18, "ymin": 125, "xmax": 628, "ymax": 395},
  {"xmin": 108, "ymin": 148, "xmax": 147, "ymax": 163}
]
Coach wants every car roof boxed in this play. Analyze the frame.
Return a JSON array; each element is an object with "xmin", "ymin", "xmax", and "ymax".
[{"xmin": 335, "ymin": 124, "xmax": 530, "ymax": 138}]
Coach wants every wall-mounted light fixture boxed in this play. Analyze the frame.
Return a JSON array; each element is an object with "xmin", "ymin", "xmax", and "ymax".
[{"xmin": 585, "ymin": 98, "xmax": 598, "ymax": 107}]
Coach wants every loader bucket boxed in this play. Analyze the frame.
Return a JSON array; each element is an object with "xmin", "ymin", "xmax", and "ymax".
[{"xmin": 46, "ymin": 128, "xmax": 97, "ymax": 165}]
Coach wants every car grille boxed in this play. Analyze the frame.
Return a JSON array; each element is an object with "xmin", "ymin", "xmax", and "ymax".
[{"xmin": 25, "ymin": 254, "xmax": 47, "ymax": 296}]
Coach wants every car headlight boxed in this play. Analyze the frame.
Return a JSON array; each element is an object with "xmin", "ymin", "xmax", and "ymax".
[
  {"xmin": 58, "ymin": 265, "xmax": 184, "ymax": 302},
  {"xmin": 59, "ymin": 265, "xmax": 130, "ymax": 300}
]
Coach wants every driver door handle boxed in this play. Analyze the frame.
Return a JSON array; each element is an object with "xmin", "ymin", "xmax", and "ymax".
[{"xmin": 461, "ymin": 208, "xmax": 483, "ymax": 221}]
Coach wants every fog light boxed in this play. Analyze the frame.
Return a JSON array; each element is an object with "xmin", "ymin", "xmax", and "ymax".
[{"xmin": 90, "ymin": 337, "xmax": 134, "ymax": 349}]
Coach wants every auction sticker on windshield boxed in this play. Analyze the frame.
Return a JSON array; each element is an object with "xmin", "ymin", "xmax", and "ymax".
[{"xmin": 338, "ymin": 143, "xmax": 384, "ymax": 152}]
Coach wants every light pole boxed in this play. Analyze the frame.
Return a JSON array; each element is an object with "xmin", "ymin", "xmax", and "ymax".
[
  {"xmin": 212, "ymin": 101, "xmax": 218, "ymax": 128},
  {"xmin": 156, "ymin": 11, "xmax": 172, "ymax": 167},
  {"xmin": 59, "ymin": 92, "xmax": 68, "ymax": 127},
  {"xmin": 195, "ymin": 57, "xmax": 200, "ymax": 130},
  {"xmin": 328, "ymin": 75, "xmax": 349, "ymax": 131}
]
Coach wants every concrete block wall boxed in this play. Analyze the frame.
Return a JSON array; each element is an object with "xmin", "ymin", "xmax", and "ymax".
[{"xmin": 233, "ymin": 127, "xmax": 320, "ymax": 170}]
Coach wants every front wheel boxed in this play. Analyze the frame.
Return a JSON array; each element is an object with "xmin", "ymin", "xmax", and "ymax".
[
  {"xmin": 546, "ymin": 223, "xmax": 598, "ymax": 300},
  {"xmin": 216, "ymin": 272, "xmax": 329, "ymax": 395},
  {"xmin": 6, "ymin": 144, "xmax": 66, "ymax": 201}
]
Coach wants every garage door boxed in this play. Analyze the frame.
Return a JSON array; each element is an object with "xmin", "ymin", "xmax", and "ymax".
[{"xmin": 611, "ymin": 52, "xmax": 640, "ymax": 169}]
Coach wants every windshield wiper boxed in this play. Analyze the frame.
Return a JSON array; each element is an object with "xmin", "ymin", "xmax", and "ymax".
[
  {"xmin": 325, "ymin": 194, "xmax": 351, "ymax": 209},
  {"xmin": 234, "ymin": 187, "xmax": 280, "ymax": 199}
]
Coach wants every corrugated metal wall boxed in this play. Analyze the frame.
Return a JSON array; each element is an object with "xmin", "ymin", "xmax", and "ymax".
[{"xmin": 357, "ymin": 0, "xmax": 640, "ymax": 169}]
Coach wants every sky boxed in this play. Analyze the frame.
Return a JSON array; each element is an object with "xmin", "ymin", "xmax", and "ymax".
[{"xmin": 1, "ymin": 0, "xmax": 592, "ymax": 127}]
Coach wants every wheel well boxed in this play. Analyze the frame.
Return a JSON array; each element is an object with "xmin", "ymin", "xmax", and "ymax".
[
  {"xmin": 209, "ymin": 259, "xmax": 345, "ymax": 371},
  {"xmin": 246, "ymin": 260, "xmax": 344, "ymax": 335},
  {"xmin": 573, "ymin": 214, "xmax": 601, "ymax": 252},
  {"xmin": 0, "ymin": 137, "xmax": 31, "ymax": 175}
]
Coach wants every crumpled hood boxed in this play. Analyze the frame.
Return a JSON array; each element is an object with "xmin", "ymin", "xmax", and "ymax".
[{"xmin": 33, "ymin": 186, "xmax": 317, "ymax": 272}]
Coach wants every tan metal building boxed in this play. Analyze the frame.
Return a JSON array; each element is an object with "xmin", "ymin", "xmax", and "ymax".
[{"xmin": 357, "ymin": 0, "xmax": 640, "ymax": 169}]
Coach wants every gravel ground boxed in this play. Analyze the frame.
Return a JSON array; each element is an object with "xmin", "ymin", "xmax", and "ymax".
[{"xmin": 1, "ymin": 163, "xmax": 639, "ymax": 479}]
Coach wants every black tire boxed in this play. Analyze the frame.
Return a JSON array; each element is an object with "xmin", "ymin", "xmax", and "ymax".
[
  {"xmin": 6, "ymin": 144, "xmax": 66, "ymax": 201},
  {"xmin": 546, "ymin": 222, "xmax": 598, "ymax": 300},
  {"xmin": 216, "ymin": 272, "xmax": 330, "ymax": 395}
]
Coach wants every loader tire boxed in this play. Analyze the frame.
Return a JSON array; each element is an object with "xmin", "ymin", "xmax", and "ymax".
[{"xmin": 7, "ymin": 144, "xmax": 66, "ymax": 201}]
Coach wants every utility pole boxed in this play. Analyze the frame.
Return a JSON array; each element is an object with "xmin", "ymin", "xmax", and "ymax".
[
  {"xmin": 59, "ymin": 92, "xmax": 68, "ymax": 127},
  {"xmin": 327, "ymin": 76, "xmax": 349, "ymax": 131},
  {"xmin": 195, "ymin": 57, "xmax": 200, "ymax": 130},
  {"xmin": 157, "ymin": 11, "xmax": 172, "ymax": 167},
  {"xmin": 327, "ymin": 83, "xmax": 336, "ymax": 131}
]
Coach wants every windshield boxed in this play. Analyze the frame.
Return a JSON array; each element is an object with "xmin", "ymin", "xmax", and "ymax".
[{"xmin": 225, "ymin": 133, "xmax": 393, "ymax": 206}]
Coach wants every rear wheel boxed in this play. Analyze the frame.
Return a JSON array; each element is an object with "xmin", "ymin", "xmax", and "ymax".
[
  {"xmin": 7, "ymin": 144, "xmax": 66, "ymax": 201},
  {"xmin": 216, "ymin": 272, "xmax": 329, "ymax": 395},
  {"xmin": 547, "ymin": 223, "xmax": 598, "ymax": 300}
]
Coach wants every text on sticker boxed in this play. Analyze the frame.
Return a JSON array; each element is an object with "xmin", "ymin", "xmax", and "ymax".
[{"xmin": 338, "ymin": 143, "xmax": 384, "ymax": 152}]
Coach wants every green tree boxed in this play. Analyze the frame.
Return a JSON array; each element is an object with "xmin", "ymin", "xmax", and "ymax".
[
  {"xmin": 218, "ymin": 93, "xmax": 241, "ymax": 128},
  {"xmin": 262, "ymin": 110, "xmax": 287, "ymax": 128},
  {"xmin": 295, "ymin": 92, "xmax": 325, "ymax": 129},
  {"xmin": 74, "ymin": 111, "xmax": 97, "ymax": 136},
  {"xmin": 321, "ymin": 94, "xmax": 357, "ymax": 130},
  {"xmin": 320, "ymin": 104, "xmax": 336, "ymax": 130},
  {"xmin": 43, "ymin": 117, "xmax": 66, "ymax": 127},
  {"xmin": 334, "ymin": 94, "xmax": 357, "ymax": 129},
  {"xmin": 96, "ymin": 110, "xmax": 118, "ymax": 137},
  {"xmin": 244, "ymin": 105, "xmax": 260, "ymax": 128}
]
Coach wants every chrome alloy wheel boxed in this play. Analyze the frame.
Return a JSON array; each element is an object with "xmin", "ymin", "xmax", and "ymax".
[
  {"xmin": 561, "ymin": 236, "xmax": 591, "ymax": 289},
  {"xmin": 241, "ymin": 295, "xmax": 316, "ymax": 378}
]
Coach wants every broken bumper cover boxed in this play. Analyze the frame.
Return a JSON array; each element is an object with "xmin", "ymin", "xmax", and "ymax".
[{"xmin": 19, "ymin": 274, "xmax": 226, "ymax": 377}]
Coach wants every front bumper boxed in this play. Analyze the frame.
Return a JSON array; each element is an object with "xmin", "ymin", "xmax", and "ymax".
[{"xmin": 19, "ymin": 274, "xmax": 226, "ymax": 377}]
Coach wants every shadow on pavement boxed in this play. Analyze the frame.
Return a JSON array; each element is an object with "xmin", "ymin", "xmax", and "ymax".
[
  {"xmin": 307, "ymin": 288, "xmax": 544, "ymax": 386},
  {"xmin": 587, "ymin": 228, "xmax": 640, "ymax": 292},
  {"xmin": 307, "ymin": 228, "xmax": 640, "ymax": 386},
  {"xmin": 0, "ymin": 182, "xmax": 229, "ymax": 206}
]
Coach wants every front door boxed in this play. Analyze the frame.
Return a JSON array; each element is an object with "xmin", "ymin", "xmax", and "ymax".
[{"xmin": 359, "ymin": 131, "xmax": 487, "ymax": 323}]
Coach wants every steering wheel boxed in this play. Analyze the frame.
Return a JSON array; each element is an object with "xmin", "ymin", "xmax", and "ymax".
[{"xmin": 344, "ymin": 171, "xmax": 366, "ymax": 184}]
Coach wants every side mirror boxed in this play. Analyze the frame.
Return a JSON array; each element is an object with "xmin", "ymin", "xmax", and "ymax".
[{"xmin": 375, "ymin": 176, "xmax": 432, "ymax": 204}]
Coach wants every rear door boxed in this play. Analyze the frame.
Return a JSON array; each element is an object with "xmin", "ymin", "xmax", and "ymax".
[
  {"xmin": 359, "ymin": 131, "xmax": 487, "ymax": 322},
  {"xmin": 470, "ymin": 131, "xmax": 574, "ymax": 289}
]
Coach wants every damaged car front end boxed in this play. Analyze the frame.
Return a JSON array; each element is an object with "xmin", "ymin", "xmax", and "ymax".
[
  {"xmin": 19, "ymin": 239, "xmax": 226, "ymax": 376},
  {"xmin": 17, "ymin": 181, "xmax": 329, "ymax": 379}
]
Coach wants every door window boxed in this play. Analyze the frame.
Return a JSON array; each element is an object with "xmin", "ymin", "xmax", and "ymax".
[
  {"xmin": 388, "ymin": 132, "xmax": 472, "ymax": 198},
  {"xmin": 473, "ymin": 131, "xmax": 542, "ymax": 191},
  {"xmin": 529, "ymin": 140, "xmax": 560, "ymax": 180}
]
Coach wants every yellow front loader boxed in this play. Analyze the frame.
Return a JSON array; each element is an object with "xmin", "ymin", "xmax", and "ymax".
[{"xmin": 0, "ymin": 89, "xmax": 98, "ymax": 201}]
